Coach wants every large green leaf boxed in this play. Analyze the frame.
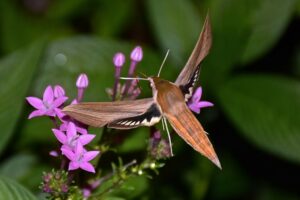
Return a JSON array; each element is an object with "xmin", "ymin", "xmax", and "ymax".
[
  {"xmin": 0, "ymin": 176, "xmax": 37, "ymax": 200},
  {"xmin": 146, "ymin": 0, "xmax": 201, "ymax": 66},
  {"xmin": 92, "ymin": 0, "xmax": 135, "ymax": 37},
  {"xmin": 0, "ymin": 40, "xmax": 45, "ymax": 154},
  {"xmin": 202, "ymin": 0, "xmax": 255, "ymax": 88},
  {"xmin": 241, "ymin": 0, "xmax": 296, "ymax": 63},
  {"xmin": 0, "ymin": 154, "xmax": 47, "ymax": 191},
  {"xmin": 0, "ymin": 154, "xmax": 36, "ymax": 181},
  {"xmin": 218, "ymin": 75, "xmax": 300, "ymax": 163},
  {"xmin": 0, "ymin": 0, "xmax": 72, "ymax": 54},
  {"xmin": 0, "ymin": 1, "xmax": 48, "ymax": 53},
  {"xmin": 46, "ymin": 0, "xmax": 87, "ymax": 20}
]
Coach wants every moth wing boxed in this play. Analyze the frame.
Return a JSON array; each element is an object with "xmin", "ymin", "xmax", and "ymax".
[
  {"xmin": 108, "ymin": 103, "xmax": 162, "ymax": 129},
  {"xmin": 175, "ymin": 14, "xmax": 212, "ymax": 101},
  {"xmin": 63, "ymin": 98, "xmax": 155, "ymax": 127},
  {"xmin": 164, "ymin": 103, "xmax": 221, "ymax": 169},
  {"xmin": 156, "ymin": 83, "xmax": 220, "ymax": 168}
]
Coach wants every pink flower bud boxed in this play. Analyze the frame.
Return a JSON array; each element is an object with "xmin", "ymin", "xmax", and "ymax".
[
  {"xmin": 76, "ymin": 73, "xmax": 89, "ymax": 89},
  {"xmin": 113, "ymin": 53, "xmax": 125, "ymax": 68},
  {"xmin": 49, "ymin": 150, "xmax": 59, "ymax": 157},
  {"xmin": 130, "ymin": 46, "xmax": 143, "ymax": 62}
]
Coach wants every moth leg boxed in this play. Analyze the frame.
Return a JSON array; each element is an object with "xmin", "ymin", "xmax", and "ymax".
[{"xmin": 163, "ymin": 117, "xmax": 174, "ymax": 156}]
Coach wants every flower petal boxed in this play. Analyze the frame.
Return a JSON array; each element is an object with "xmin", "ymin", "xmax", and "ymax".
[
  {"xmin": 28, "ymin": 110, "xmax": 46, "ymax": 119},
  {"xmin": 80, "ymin": 162, "xmax": 95, "ymax": 173},
  {"xmin": 44, "ymin": 109, "xmax": 56, "ymax": 117},
  {"xmin": 69, "ymin": 161, "xmax": 80, "ymax": 171},
  {"xmin": 75, "ymin": 141, "xmax": 84, "ymax": 157},
  {"xmin": 26, "ymin": 97, "xmax": 44, "ymax": 110},
  {"xmin": 82, "ymin": 151, "xmax": 100, "ymax": 162},
  {"xmin": 52, "ymin": 129, "xmax": 67, "ymax": 144},
  {"xmin": 61, "ymin": 148, "xmax": 75, "ymax": 160},
  {"xmin": 188, "ymin": 104, "xmax": 200, "ymax": 114},
  {"xmin": 54, "ymin": 85, "xmax": 65, "ymax": 98},
  {"xmin": 43, "ymin": 85, "xmax": 54, "ymax": 103},
  {"xmin": 55, "ymin": 108, "xmax": 66, "ymax": 119},
  {"xmin": 198, "ymin": 101, "xmax": 214, "ymax": 108},
  {"xmin": 53, "ymin": 97, "xmax": 68, "ymax": 108},
  {"xmin": 76, "ymin": 125, "xmax": 88, "ymax": 135},
  {"xmin": 67, "ymin": 122, "xmax": 77, "ymax": 138},
  {"xmin": 192, "ymin": 87, "xmax": 202, "ymax": 102},
  {"xmin": 59, "ymin": 123, "xmax": 67, "ymax": 132},
  {"xmin": 79, "ymin": 134, "xmax": 95, "ymax": 146}
]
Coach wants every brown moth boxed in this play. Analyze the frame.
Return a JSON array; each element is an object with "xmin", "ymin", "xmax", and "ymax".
[{"xmin": 63, "ymin": 15, "xmax": 221, "ymax": 169}]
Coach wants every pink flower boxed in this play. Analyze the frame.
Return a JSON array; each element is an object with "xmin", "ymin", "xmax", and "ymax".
[
  {"xmin": 52, "ymin": 122, "xmax": 95, "ymax": 152},
  {"xmin": 188, "ymin": 87, "xmax": 213, "ymax": 114},
  {"xmin": 62, "ymin": 142, "xmax": 99, "ymax": 173},
  {"xmin": 26, "ymin": 85, "xmax": 68, "ymax": 119}
]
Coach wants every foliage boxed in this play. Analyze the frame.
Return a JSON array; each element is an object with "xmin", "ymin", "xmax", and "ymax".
[{"xmin": 0, "ymin": 0, "xmax": 300, "ymax": 199}]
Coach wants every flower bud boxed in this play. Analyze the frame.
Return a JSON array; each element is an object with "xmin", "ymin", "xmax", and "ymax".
[
  {"xmin": 130, "ymin": 46, "xmax": 143, "ymax": 62},
  {"xmin": 76, "ymin": 73, "xmax": 89, "ymax": 89},
  {"xmin": 113, "ymin": 53, "xmax": 125, "ymax": 68}
]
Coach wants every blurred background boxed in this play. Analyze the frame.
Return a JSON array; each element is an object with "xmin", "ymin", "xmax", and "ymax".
[{"xmin": 0, "ymin": 0, "xmax": 300, "ymax": 199}]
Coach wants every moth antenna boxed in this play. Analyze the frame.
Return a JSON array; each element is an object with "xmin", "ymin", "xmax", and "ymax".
[
  {"xmin": 157, "ymin": 49, "xmax": 170, "ymax": 77},
  {"xmin": 163, "ymin": 117, "xmax": 174, "ymax": 156},
  {"xmin": 119, "ymin": 77, "xmax": 148, "ymax": 81}
]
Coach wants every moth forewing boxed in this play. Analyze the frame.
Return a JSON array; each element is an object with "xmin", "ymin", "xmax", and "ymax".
[
  {"xmin": 63, "ymin": 98, "xmax": 155, "ymax": 127},
  {"xmin": 175, "ymin": 14, "xmax": 212, "ymax": 102},
  {"xmin": 165, "ymin": 107, "xmax": 221, "ymax": 169}
]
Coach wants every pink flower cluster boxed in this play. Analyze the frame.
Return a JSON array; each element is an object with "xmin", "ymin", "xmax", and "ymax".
[
  {"xmin": 26, "ymin": 74, "xmax": 99, "ymax": 173},
  {"xmin": 108, "ymin": 46, "xmax": 143, "ymax": 101}
]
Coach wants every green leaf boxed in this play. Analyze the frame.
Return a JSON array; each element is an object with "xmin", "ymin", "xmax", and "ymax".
[
  {"xmin": 46, "ymin": 0, "xmax": 87, "ymax": 20},
  {"xmin": 0, "ymin": 40, "xmax": 45, "ymax": 154},
  {"xmin": 117, "ymin": 128, "xmax": 148, "ymax": 153},
  {"xmin": 16, "ymin": 117, "xmax": 56, "ymax": 149},
  {"xmin": 108, "ymin": 176, "xmax": 148, "ymax": 199},
  {"xmin": 92, "ymin": 0, "xmax": 135, "ymax": 37},
  {"xmin": 0, "ymin": 154, "xmax": 36, "ymax": 181},
  {"xmin": 0, "ymin": 154, "xmax": 46, "ymax": 192},
  {"xmin": 218, "ymin": 75, "xmax": 300, "ymax": 163},
  {"xmin": 146, "ymin": 0, "xmax": 201, "ymax": 66},
  {"xmin": 0, "ymin": 1, "xmax": 49, "ymax": 53},
  {"xmin": 202, "ymin": 0, "xmax": 255, "ymax": 88},
  {"xmin": 183, "ymin": 156, "xmax": 214, "ymax": 200},
  {"xmin": 241, "ymin": 0, "xmax": 296, "ymax": 63},
  {"xmin": 210, "ymin": 154, "xmax": 252, "ymax": 199},
  {"xmin": 0, "ymin": 176, "xmax": 37, "ymax": 200}
]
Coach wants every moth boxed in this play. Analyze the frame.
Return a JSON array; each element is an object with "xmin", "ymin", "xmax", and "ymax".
[{"xmin": 63, "ymin": 15, "xmax": 221, "ymax": 169}]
